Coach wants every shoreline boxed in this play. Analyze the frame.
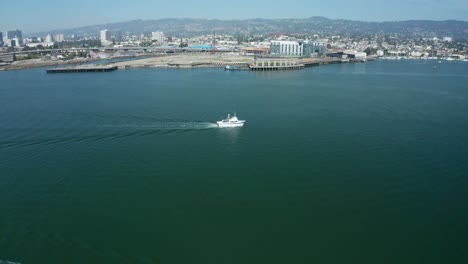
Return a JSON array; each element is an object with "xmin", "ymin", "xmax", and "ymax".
[
  {"xmin": 0, "ymin": 53, "xmax": 151, "ymax": 71},
  {"xmin": 2, "ymin": 54, "xmax": 463, "ymax": 72}
]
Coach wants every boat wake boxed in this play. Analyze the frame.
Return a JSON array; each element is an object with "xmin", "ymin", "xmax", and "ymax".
[
  {"xmin": 100, "ymin": 121, "xmax": 218, "ymax": 130},
  {"xmin": 0, "ymin": 121, "xmax": 217, "ymax": 152}
]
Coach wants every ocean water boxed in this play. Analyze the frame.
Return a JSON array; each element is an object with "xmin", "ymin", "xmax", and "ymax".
[{"xmin": 0, "ymin": 60, "xmax": 467, "ymax": 263}]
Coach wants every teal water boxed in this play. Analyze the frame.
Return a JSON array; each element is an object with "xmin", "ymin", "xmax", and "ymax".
[{"xmin": 0, "ymin": 60, "xmax": 467, "ymax": 263}]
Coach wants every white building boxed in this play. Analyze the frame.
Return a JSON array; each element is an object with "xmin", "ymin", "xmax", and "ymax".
[
  {"xmin": 100, "ymin": 29, "xmax": 111, "ymax": 44},
  {"xmin": 45, "ymin": 34, "xmax": 54, "ymax": 43},
  {"xmin": 270, "ymin": 41, "xmax": 303, "ymax": 57},
  {"xmin": 6, "ymin": 37, "xmax": 22, "ymax": 47},
  {"xmin": 344, "ymin": 50, "xmax": 367, "ymax": 61},
  {"xmin": 55, "ymin": 34, "xmax": 64, "ymax": 42},
  {"xmin": 443, "ymin": 37, "xmax": 453, "ymax": 42},
  {"xmin": 151, "ymin": 31, "xmax": 164, "ymax": 43}
]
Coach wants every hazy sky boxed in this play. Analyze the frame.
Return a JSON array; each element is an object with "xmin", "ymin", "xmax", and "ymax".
[{"xmin": 2, "ymin": 0, "xmax": 467, "ymax": 33}]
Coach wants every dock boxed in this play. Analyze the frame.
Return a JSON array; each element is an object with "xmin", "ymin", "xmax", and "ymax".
[
  {"xmin": 46, "ymin": 65, "xmax": 118, "ymax": 73},
  {"xmin": 249, "ymin": 57, "xmax": 304, "ymax": 71}
]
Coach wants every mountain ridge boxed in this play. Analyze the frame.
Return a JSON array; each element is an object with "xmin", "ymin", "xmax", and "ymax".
[{"xmin": 29, "ymin": 17, "xmax": 468, "ymax": 40}]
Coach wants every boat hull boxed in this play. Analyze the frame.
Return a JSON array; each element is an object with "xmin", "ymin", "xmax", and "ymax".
[{"xmin": 217, "ymin": 121, "xmax": 245, "ymax": 128}]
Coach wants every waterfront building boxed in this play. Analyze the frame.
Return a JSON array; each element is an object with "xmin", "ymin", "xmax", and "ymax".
[
  {"xmin": 151, "ymin": 31, "xmax": 164, "ymax": 43},
  {"xmin": 0, "ymin": 32, "xmax": 3, "ymax": 46},
  {"xmin": 100, "ymin": 29, "xmax": 111, "ymax": 44},
  {"xmin": 343, "ymin": 50, "xmax": 367, "ymax": 61},
  {"xmin": 55, "ymin": 34, "xmax": 64, "ymax": 42},
  {"xmin": 270, "ymin": 41, "xmax": 303, "ymax": 57},
  {"xmin": 302, "ymin": 41, "xmax": 327, "ymax": 57}
]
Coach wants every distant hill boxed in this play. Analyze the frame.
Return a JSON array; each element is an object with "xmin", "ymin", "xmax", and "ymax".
[{"xmin": 30, "ymin": 17, "xmax": 468, "ymax": 40}]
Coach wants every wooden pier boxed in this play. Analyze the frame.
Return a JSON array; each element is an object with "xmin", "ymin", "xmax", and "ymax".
[{"xmin": 46, "ymin": 65, "xmax": 118, "ymax": 73}]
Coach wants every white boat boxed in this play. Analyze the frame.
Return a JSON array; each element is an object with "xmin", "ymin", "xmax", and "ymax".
[{"xmin": 217, "ymin": 113, "xmax": 245, "ymax": 128}]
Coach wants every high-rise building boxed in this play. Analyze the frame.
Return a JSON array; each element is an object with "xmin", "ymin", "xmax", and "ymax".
[
  {"xmin": 0, "ymin": 32, "xmax": 3, "ymax": 46},
  {"xmin": 6, "ymin": 29, "xmax": 22, "ymax": 45},
  {"xmin": 112, "ymin": 30, "xmax": 122, "ymax": 42},
  {"xmin": 12, "ymin": 37, "xmax": 21, "ymax": 47},
  {"xmin": 151, "ymin": 31, "xmax": 164, "ymax": 43},
  {"xmin": 6, "ymin": 29, "xmax": 22, "ymax": 40},
  {"xmin": 46, "ymin": 34, "xmax": 54, "ymax": 43},
  {"xmin": 100, "ymin": 29, "xmax": 111, "ymax": 44},
  {"xmin": 55, "ymin": 34, "xmax": 64, "ymax": 42}
]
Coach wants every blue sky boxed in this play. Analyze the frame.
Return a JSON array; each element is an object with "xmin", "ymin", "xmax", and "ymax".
[{"xmin": 2, "ymin": 0, "xmax": 467, "ymax": 33}]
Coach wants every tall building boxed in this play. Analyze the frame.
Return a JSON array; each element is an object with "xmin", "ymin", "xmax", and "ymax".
[
  {"xmin": 112, "ymin": 30, "xmax": 122, "ymax": 42},
  {"xmin": 151, "ymin": 31, "xmax": 164, "ymax": 43},
  {"xmin": 6, "ymin": 29, "xmax": 22, "ymax": 45},
  {"xmin": 46, "ymin": 34, "xmax": 54, "ymax": 43},
  {"xmin": 55, "ymin": 34, "xmax": 64, "ymax": 42},
  {"xmin": 270, "ymin": 41, "xmax": 303, "ymax": 57},
  {"xmin": 100, "ymin": 29, "xmax": 111, "ymax": 44},
  {"xmin": 0, "ymin": 32, "xmax": 3, "ymax": 46}
]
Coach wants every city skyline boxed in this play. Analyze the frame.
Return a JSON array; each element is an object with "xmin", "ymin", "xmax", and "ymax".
[{"xmin": 1, "ymin": 0, "xmax": 467, "ymax": 33}]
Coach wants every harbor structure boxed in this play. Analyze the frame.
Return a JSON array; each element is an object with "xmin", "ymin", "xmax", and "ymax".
[
  {"xmin": 47, "ymin": 65, "xmax": 118, "ymax": 73},
  {"xmin": 249, "ymin": 57, "xmax": 304, "ymax": 71}
]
